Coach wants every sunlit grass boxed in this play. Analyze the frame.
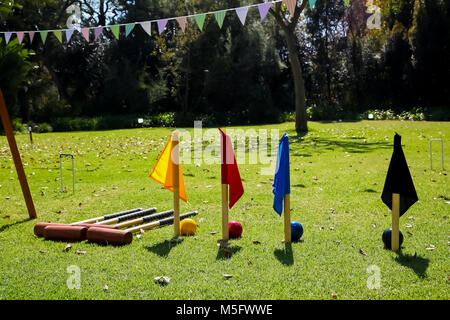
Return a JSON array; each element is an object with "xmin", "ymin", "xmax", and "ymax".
[{"xmin": 0, "ymin": 120, "xmax": 448, "ymax": 299}]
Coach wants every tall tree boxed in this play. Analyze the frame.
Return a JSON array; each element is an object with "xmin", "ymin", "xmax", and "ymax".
[{"xmin": 264, "ymin": 0, "xmax": 309, "ymax": 133}]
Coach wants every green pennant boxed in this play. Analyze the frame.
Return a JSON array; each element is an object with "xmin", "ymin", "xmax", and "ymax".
[
  {"xmin": 214, "ymin": 10, "xmax": 226, "ymax": 29},
  {"xmin": 343, "ymin": 0, "xmax": 350, "ymax": 7},
  {"xmin": 40, "ymin": 31, "xmax": 48, "ymax": 44},
  {"xmin": 110, "ymin": 25, "xmax": 120, "ymax": 39},
  {"xmin": 53, "ymin": 30, "xmax": 62, "ymax": 43},
  {"xmin": 195, "ymin": 13, "xmax": 206, "ymax": 31},
  {"xmin": 125, "ymin": 23, "xmax": 135, "ymax": 37}
]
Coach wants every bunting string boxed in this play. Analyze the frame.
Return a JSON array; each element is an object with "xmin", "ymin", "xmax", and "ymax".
[{"xmin": 0, "ymin": 1, "xmax": 356, "ymax": 45}]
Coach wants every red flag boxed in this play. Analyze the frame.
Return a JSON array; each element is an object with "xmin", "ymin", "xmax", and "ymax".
[{"xmin": 219, "ymin": 128, "xmax": 244, "ymax": 209}]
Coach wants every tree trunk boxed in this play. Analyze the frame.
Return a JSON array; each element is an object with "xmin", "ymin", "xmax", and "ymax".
[{"xmin": 283, "ymin": 28, "xmax": 308, "ymax": 133}]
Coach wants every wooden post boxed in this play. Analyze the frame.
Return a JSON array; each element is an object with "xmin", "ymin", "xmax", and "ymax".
[
  {"xmin": 222, "ymin": 184, "xmax": 229, "ymax": 242},
  {"xmin": 172, "ymin": 132, "xmax": 180, "ymax": 238},
  {"xmin": 0, "ymin": 89, "xmax": 37, "ymax": 219},
  {"xmin": 391, "ymin": 193, "xmax": 400, "ymax": 251},
  {"xmin": 284, "ymin": 194, "xmax": 291, "ymax": 243}
]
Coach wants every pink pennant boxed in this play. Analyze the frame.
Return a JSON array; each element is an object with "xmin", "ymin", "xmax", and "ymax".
[
  {"xmin": 258, "ymin": 2, "xmax": 272, "ymax": 21},
  {"xmin": 282, "ymin": 0, "xmax": 297, "ymax": 16},
  {"xmin": 16, "ymin": 32, "xmax": 24, "ymax": 44},
  {"xmin": 28, "ymin": 31, "xmax": 35, "ymax": 43},
  {"xmin": 235, "ymin": 7, "xmax": 249, "ymax": 25},
  {"xmin": 157, "ymin": 19, "xmax": 168, "ymax": 35},
  {"xmin": 94, "ymin": 27, "xmax": 103, "ymax": 40},
  {"xmin": 176, "ymin": 16, "xmax": 187, "ymax": 33},
  {"xmin": 81, "ymin": 28, "xmax": 90, "ymax": 42}
]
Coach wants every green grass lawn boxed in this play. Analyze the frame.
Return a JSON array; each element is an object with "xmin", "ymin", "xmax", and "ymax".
[{"xmin": 0, "ymin": 120, "xmax": 449, "ymax": 300}]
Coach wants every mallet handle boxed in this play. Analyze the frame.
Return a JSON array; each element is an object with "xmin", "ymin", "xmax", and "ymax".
[
  {"xmin": 95, "ymin": 208, "xmax": 156, "ymax": 225},
  {"xmin": 125, "ymin": 211, "xmax": 198, "ymax": 234},
  {"xmin": 114, "ymin": 210, "xmax": 175, "ymax": 229},
  {"xmin": 72, "ymin": 208, "xmax": 143, "ymax": 225}
]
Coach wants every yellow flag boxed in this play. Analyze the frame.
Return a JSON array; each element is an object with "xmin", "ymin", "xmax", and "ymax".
[{"xmin": 150, "ymin": 135, "xmax": 187, "ymax": 202}]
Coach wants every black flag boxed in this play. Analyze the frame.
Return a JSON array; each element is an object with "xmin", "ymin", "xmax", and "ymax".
[{"xmin": 381, "ymin": 133, "xmax": 418, "ymax": 216}]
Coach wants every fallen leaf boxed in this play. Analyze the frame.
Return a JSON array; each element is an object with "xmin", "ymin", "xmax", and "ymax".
[
  {"xmin": 359, "ymin": 249, "xmax": 367, "ymax": 256},
  {"xmin": 154, "ymin": 276, "xmax": 170, "ymax": 286},
  {"xmin": 3, "ymin": 215, "xmax": 10, "ymax": 219},
  {"xmin": 222, "ymin": 274, "xmax": 233, "ymax": 279},
  {"xmin": 253, "ymin": 241, "xmax": 261, "ymax": 245},
  {"xmin": 63, "ymin": 244, "xmax": 72, "ymax": 252},
  {"xmin": 76, "ymin": 250, "xmax": 86, "ymax": 255},
  {"xmin": 39, "ymin": 250, "xmax": 48, "ymax": 254},
  {"xmin": 210, "ymin": 231, "xmax": 218, "ymax": 235},
  {"xmin": 331, "ymin": 293, "xmax": 337, "ymax": 299},
  {"xmin": 426, "ymin": 247, "xmax": 435, "ymax": 251},
  {"xmin": 405, "ymin": 224, "xmax": 413, "ymax": 228}
]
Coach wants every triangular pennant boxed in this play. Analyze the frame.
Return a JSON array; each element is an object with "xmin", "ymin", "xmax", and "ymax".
[
  {"xmin": 157, "ymin": 19, "xmax": 168, "ymax": 35},
  {"xmin": 282, "ymin": 0, "xmax": 297, "ymax": 16},
  {"xmin": 214, "ymin": 10, "xmax": 226, "ymax": 29},
  {"xmin": 40, "ymin": 31, "xmax": 48, "ymax": 44},
  {"xmin": 176, "ymin": 17, "xmax": 187, "ymax": 33},
  {"xmin": 53, "ymin": 30, "xmax": 63, "ymax": 43},
  {"xmin": 343, "ymin": 0, "xmax": 350, "ymax": 6},
  {"xmin": 109, "ymin": 25, "xmax": 120, "ymax": 39},
  {"xmin": 28, "ymin": 31, "xmax": 35, "ymax": 43},
  {"xmin": 4, "ymin": 32, "xmax": 12, "ymax": 44},
  {"xmin": 94, "ymin": 27, "xmax": 103, "ymax": 40},
  {"xmin": 140, "ymin": 21, "xmax": 151, "ymax": 36},
  {"xmin": 309, "ymin": 0, "xmax": 317, "ymax": 9},
  {"xmin": 195, "ymin": 13, "xmax": 206, "ymax": 31},
  {"xmin": 66, "ymin": 29, "xmax": 75, "ymax": 42},
  {"xmin": 258, "ymin": 2, "xmax": 272, "ymax": 21},
  {"xmin": 235, "ymin": 6, "xmax": 249, "ymax": 25},
  {"xmin": 125, "ymin": 23, "xmax": 135, "ymax": 37},
  {"xmin": 16, "ymin": 32, "xmax": 24, "ymax": 44},
  {"xmin": 66, "ymin": 29, "xmax": 75, "ymax": 43},
  {"xmin": 81, "ymin": 28, "xmax": 90, "ymax": 41}
]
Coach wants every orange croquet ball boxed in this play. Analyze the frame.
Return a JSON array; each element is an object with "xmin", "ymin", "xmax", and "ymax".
[{"xmin": 180, "ymin": 218, "xmax": 197, "ymax": 236}]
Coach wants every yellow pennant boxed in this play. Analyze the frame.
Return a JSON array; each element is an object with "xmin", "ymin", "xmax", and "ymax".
[{"xmin": 150, "ymin": 135, "xmax": 187, "ymax": 202}]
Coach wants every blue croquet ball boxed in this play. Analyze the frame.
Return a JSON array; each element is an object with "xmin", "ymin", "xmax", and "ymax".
[
  {"xmin": 382, "ymin": 228, "xmax": 404, "ymax": 249},
  {"xmin": 291, "ymin": 222, "xmax": 303, "ymax": 242}
]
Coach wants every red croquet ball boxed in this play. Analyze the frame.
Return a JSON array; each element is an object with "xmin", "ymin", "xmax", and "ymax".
[{"xmin": 228, "ymin": 221, "xmax": 242, "ymax": 239}]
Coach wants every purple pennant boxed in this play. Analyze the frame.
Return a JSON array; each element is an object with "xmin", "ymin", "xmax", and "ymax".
[
  {"xmin": 258, "ymin": 2, "xmax": 272, "ymax": 21},
  {"xmin": 235, "ymin": 6, "xmax": 249, "ymax": 25},
  {"xmin": 157, "ymin": 19, "xmax": 168, "ymax": 35},
  {"xmin": 94, "ymin": 27, "xmax": 103, "ymax": 40},
  {"xmin": 4, "ymin": 32, "xmax": 12, "ymax": 44},
  {"xmin": 66, "ymin": 29, "xmax": 75, "ymax": 42}
]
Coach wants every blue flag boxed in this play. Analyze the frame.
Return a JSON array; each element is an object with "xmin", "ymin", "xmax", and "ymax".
[{"xmin": 272, "ymin": 133, "xmax": 290, "ymax": 215}]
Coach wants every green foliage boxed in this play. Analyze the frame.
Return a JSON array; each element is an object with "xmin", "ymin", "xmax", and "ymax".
[{"xmin": 0, "ymin": 38, "xmax": 32, "ymax": 117}]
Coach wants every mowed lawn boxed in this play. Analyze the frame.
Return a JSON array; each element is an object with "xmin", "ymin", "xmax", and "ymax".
[{"xmin": 0, "ymin": 120, "xmax": 448, "ymax": 300}]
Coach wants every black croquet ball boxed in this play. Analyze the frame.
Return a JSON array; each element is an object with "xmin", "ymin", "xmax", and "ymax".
[{"xmin": 382, "ymin": 228, "xmax": 404, "ymax": 249}]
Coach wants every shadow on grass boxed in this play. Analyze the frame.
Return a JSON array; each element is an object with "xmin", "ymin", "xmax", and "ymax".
[
  {"xmin": 0, "ymin": 218, "xmax": 30, "ymax": 234},
  {"xmin": 285, "ymin": 128, "xmax": 391, "ymax": 154},
  {"xmin": 274, "ymin": 243, "xmax": 294, "ymax": 266},
  {"xmin": 216, "ymin": 245, "xmax": 242, "ymax": 260},
  {"xmin": 394, "ymin": 252, "xmax": 430, "ymax": 278},
  {"xmin": 145, "ymin": 238, "xmax": 184, "ymax": 258}
]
